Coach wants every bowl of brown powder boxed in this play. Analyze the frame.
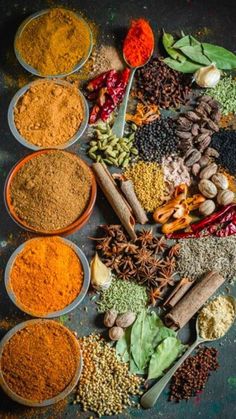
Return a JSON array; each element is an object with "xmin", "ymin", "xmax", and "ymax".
[
  {"xmin": 5, "ymin": 237, "xmax": 91, "ymax": 318},
  {"xmin": 8, "ymin": 79, "xmax": 89, "ymax": 150},
  {"xmin": 14, "ymin": 8, "xmax": 93, "ymax": 77},
  {"xmin": 4, "ymin": 150, "xmax": 97, "ymax": 235},
  {"xmin": 0, "ymin": 319, "xmax": 82, "ymax": 406}
]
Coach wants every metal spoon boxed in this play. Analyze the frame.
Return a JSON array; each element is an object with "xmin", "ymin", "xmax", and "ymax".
[
  {"xmin": 141, "ymin": 296, "xmax": 236, "ymax": 409},
  {"xmin": 112, "ymin": 52, "xmax": 153, "ymax": 139}
]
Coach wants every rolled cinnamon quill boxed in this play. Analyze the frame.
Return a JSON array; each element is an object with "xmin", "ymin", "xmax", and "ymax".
[
  {"xmin": 92, "ymin": 163, "xmax": 137, "ymax": 240},
  {"xmin": 120, "ymin": 179, "xmax": 148, "ymax": 225},
  {"xmin": 165, "ymin": 271, "xmax": 225, "ymax": 330}
]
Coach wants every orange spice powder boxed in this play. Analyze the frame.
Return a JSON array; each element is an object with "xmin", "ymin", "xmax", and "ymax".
[{"xmin": 9, "ymin": 237, "xmax": 84, "ymax": 316}]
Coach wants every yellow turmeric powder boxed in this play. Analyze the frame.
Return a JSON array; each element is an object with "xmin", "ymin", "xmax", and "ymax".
[
  {"xmin": 9, "ymin": 237, "xmax": 84, "ymax": 316},
  {"xmin": 16, "ymin": 8, "xmax": 91, "ymax": 76}
]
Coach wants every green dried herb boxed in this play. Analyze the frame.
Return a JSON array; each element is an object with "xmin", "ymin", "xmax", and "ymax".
[
  {"xmin": 205, "ymin": 76, "xmax": 236, "ymax": 115},
  {"xmin": 148, "ymin": 337, "xmax": 185, "ymax": 380},
  {"xmin": 163, "ymin": 57, "xmax": 201, "ymax": 73},
  {"xmin": 162, "ymin": 31, "xmax": 185, "ymax": 62}
]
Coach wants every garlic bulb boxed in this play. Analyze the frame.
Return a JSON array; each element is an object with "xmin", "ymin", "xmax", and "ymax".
[
  {"xmin": 90, "ymin": 253, "xmax": 112, "ymax": 291},
  {"xmin": 194, "ymin": 64, "xmax": 221, "ymax": 88}
]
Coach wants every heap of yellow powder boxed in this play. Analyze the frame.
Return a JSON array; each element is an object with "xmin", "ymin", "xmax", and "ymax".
[
  {"xmin": 124, "ymin": 161, "xmax": 167, "ymax": 212},
  {"xmin": 16, "ymin": 8, "xmax": 91, "ymax": 76}
]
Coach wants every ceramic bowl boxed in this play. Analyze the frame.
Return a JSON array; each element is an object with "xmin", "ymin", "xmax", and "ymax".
[
  {"xmin": 0, "ymin": 319, "xmax": 83, "ymax": 406},
  {"xmin": 8, "ymin": 79, "xmax": 89, "ymax": 151},
  {"xmin": 5, "ymin": 237, "xmax": 90, "ymax": 318},
  {"xmin": 14, "ymin": 9, "xmax": 93, "ymax": 77},
  {"xmin": 4, "ymin": 150, "xmax": 97, "ymax": 236}
]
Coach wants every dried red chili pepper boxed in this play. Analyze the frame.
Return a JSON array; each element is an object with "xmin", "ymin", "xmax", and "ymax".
[
  {"xmin": 167, "ymin": 204, "xmax": 236, "ymax": 239},
  {"xmin": 87, "ymin": 70, "xmax": 112, "ymax": 92}
]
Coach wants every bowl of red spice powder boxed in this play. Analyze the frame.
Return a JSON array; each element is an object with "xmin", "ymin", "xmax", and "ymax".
[
  {"xmin": 4, "ymin": 149, "xmax": 97, "ymax": 236},
  {"xmin": 5, "ymin": 237, "xmax": 90, "ymax": 318},
  {"xmin": 0, "ymin": 319, "xmax": 82, "ymax": 406}
]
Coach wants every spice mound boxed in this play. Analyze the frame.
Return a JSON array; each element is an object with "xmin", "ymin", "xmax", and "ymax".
[
  {"xmin": 198, "ymin": 295, "xmax": 235, "ymax": 340},
  {"xmin": 9, "ymin": 237, "xmax": 84, "ymax": 316},
  {"xmin": 9, "ymin": 150, "xmax": 92, "ymax": 231},
  {"xmin": 75, "ymin": 334, "xmax": 142, "ymax": 416},
  {"xmin": 16, "ymin": 8, "xmax": 91, "ymax": 76},
  {"xmin": 14, "ymin": 81, "xmax": 85, "ymax": 148},
  {"xmin": 123, "ymin": 18, "xmax": 154, "ymax": 67},
  {"xmin": 1, "ymin": 321, "xmax": 80, "ymax": 401}
]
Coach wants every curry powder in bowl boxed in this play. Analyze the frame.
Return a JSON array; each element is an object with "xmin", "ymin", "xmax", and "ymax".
[
  {"xmin": 0, "ymin": 320, "xmax": 82, "ymax": 406},
  {"xmin": 6, "ymin": 237, "xmax": 87, "ymax": 317},
  {"xmin": 6, "ymin": 150, "xmax": 93, "ymax": 233}
]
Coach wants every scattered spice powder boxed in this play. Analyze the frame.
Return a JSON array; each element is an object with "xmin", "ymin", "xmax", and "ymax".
[
  {"xmin": 9, "ymin": 150, "xmax": 92, "ymax": 231},
  {"xmin": 169, "ymin": 347, "xmax": 219, "ymax": 402},
  {"xmin": 177, "ymin": 236, "xmax": 236, "ymax": 282},
  {"xmin": 90, "ymin": 45, "xmax": 124, "ymax": 77},
  {"xmin": 9, "ymin": 237, "xmax": 84, "ymax": 316},
  {"xmin": 219, "ymin": 113, "xmax": 234, "ymax": 129},
  {"xmin": 1, "ymin": 321, "xmax": 80, "ymax": 401},
  {"xmin": 14, "ymin": 80, "xmax": 84, "ymax": 148},
  {"xmin": 75, "ymin": 334, "xmax": 143, "ymax": 416},
  {"xmin": 124, "ymin": 161, "xmax": 167, "ymax": 212},
  {"xmin": 198, "ymin": 295, "xmax": 235, "ymax": 340},
  {"xmin": 16, "ymin": 8, "xmax": 91, "ymax": 76}
]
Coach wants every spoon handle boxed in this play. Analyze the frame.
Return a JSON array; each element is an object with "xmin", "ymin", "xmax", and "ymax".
[
  {"xmin": 112, "ymin": 67, "xmax": 136, "ymax": 138},
  {"xmin": 141, "ymin": 338, "xmax": 202, "ymax": 409}
]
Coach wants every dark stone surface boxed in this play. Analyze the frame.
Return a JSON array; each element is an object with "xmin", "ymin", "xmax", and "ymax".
[{"xmin": 0, "ymin": 0, "xmax": 235, "ymax": 418}]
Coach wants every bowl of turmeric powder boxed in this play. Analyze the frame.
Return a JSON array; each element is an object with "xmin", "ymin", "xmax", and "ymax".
[
  {"xmin": 0, "ymin": 319, "xmax": 83, "ymax": 406},
  {"xmin": 8, "ymin": 79, "xmax": 89, "ymax": 150},
  {"xmin": 4, "ymin": 237, "xmax": 90, "ymax": 318},
  {"xmin": 14, "ymin": 8, "xmax": 93, "ymax": 77}
]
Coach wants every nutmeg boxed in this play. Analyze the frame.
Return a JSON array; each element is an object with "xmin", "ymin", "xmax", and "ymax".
[
  {"xmin": 104, "ymin": 309, "xmax": 118, "ymax": 328},
  {"xmin": 199, "ymin": 200, "xmax": 215, "ymax": 216},
  {"xmin": 109, "ymin": 326, "xmax": 124, "ymax": 341},
  {"xmin": 116, "ymin": 312, "xmax": 136, "ymax": 328},
  {"xmin": 199, "ymin": 163, "xmax": 218, "ymax": 180},
  {"xmin": 211, "ymin": 173, "xmax": 228, "ymax": 190},
  {"xmin": 217, "ymin": 190, "xmax": 234, "ymax": 206},
  {"xmin": 198, "ymin": 179, "xmax": 217, "ymax": 198}
]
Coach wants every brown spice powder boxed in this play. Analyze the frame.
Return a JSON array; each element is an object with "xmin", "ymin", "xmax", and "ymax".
[
  {"xmin": 14, "ymin": 81, "xmax": 84, "ymax": 147},
  {"xmin": 10, "ymin": 151, "xmax": 92, "ymax": 231},
  {"xmin": 1, "ymin": 321, "xmax": 79, "ymax": 401}
]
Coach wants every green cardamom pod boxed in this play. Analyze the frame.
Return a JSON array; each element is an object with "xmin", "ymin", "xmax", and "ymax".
[
  {"xmin": 89, "ymin": 146, "xmax": 98, "ymax": 153},
  {"xmin": 89, "ymin": 140, "xmax": 97, "ymax": 146},
  {"xmin": 130, "ymin": 147, "xmax": 138, "ymax": 155},
  {"xmin": 122, "ymin": 158, "xmax": 130, "ymax": 168},
  {"xmin": 88, "ymin": 151, "xmax": 97, "ymax": 160}
]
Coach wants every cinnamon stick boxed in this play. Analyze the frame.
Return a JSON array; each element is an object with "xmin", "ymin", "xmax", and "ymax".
[
  {"xmin": 120, "ymin": 179, "xmax": 148, "ymax": 225},
  {"xmin": 163, "ymin": 277, "xmax": 194, "ymax": 308},
  {"xmin": 92, "ymin": 163, "xmax": 137, "ymax": 240},
  {"xmin": 164, "ymin": 271, "xmax": 225, "ymax": 330}
]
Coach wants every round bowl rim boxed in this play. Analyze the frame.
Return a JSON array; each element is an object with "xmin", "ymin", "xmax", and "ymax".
[
  {"xmin": 14, "ymin": 8, "xmax": 93, "ymax": 78},
  {"xmin": 8, "ymin": 78, "xmax": 89, "ymax": 151},
  {"xmin": 4, "ymin": 149, "xmax": 97, "ymax": 235},
  {"xmin": 0, "ymin": 318, "xmax": 83, "ymax": 407},
  {"xmin": 4, "ymin": 236, "xmax": 91, "ymax": 318}
]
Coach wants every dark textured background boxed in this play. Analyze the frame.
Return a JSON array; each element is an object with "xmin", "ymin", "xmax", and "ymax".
[{"xmin": 0, "ymin": 1, "xmax": 235, "ymax": 418}]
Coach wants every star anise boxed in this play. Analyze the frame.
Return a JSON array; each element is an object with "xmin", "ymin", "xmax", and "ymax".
[
  {"xmin": 119, "ymin": 242, "xmax": 138, "ymax": 254},
  {"xmin": 168, "ymin": 243, "xmax": 181, "ymax": 258},
  {"xmin": 156, "ymin": 267, "xmax": 176, "ymax": 290},
  {"xmin": 118, "ymin": 270, "xmax": 132, "ymax": 280},
  {"xmin": 96, "ymin": 237, "xmax": 112, "ymax": 256},
  {"xmin": 119, "ymin": 256, "xmax": 135, "ymax": 272},
  {"xmin": 103, "ymin": 255, "xmax": 122, "ymax": 273},
  {"xmin": 136, "ymin": 229, "xmax": 154, "ymax": 245},
  {"xmin": 160, "ymin": 257, "xmax": 176, "ymax": 271},
  {"xmin": 134, "ymin": 248, "xmax": 153, "ymax": 266},
  {"xmin": 150, "ymin": 236, "xmax": 167, "ymax": 254},
  {"xmin": 100, "ymin": 224, "xmax": 127, "ymax": 241},
  {"xmin": 150, "ymin": 287, "xmax": 164, "ymax": 305}
]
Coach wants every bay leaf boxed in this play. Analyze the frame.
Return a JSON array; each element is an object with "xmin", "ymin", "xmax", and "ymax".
[
  {"xmin": 148, "ymin": 337, "xmax": 186, "ymax": 380},
  {"xmin": 152, "ymin": 326, "xmax": 176, "ymax": 347},
  {"xmin": 202, "ymin": 43, "xmax": 236, "ymax": 70},
  {"xmin": 116, "ymin": 326, "xmax": 131, "ymax": 363},
  {"xmin": 164, "ymin": 57, "xmax": 201, "ymax": 73},
  {"xmin": 173, "ymin": 35, "xmax": 200, "ymax": 49},
  {"xmin": 162, "ymin": 32, "xmax": 186, "ymax": 62},
  {"xmin": 179, "ymin": 45, "xmax": 211, "ymax": 66},
  {"xmin": 130, "ymin": 354, "xmax": 147, "ymax": 375}
]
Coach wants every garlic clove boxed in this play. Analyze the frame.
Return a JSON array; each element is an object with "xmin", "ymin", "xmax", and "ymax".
[
  {"xmin": 194, "ymin": 63, "xmax": 221, "ymax": 88},
  {"xmin": 90, "ymin": 252, "xmax": 112, "ymax": 291}
]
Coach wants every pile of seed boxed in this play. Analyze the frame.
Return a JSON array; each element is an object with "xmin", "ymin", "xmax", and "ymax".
[
  {"xmin": 169, "ymin": 347, "xmax": 219, "ymax": 402},
  {"xmin": 97, "ymin": 277, "xmax": 148, "ymax": 313},
  {"xmin": 177, "ymin": 236, "xmax": 236, "ymax": 282},
  {"xmin": 206, "ymin": 76, "xmax": 236, "ymax": 115},
  {"xmin": 136, "ymin": 57, "xmax": 191, "ymax": 109},
  {"xmin": 211, "ymin": 129, "xmax": 236, "ymax": 175},
  {"xmin": 134, "ymin": 118, "xmax": 179, "ymax": 163},
  {"xmin": 88, "ymin": 123, "xmax": 138, "ymax": 167},
  {"xmin": 124, "ymin": 161, "xmax": 167, "ymax": 212},
  {"xmin": 76, "ymin": 334, "xmax": 143, "ymax": 416}
]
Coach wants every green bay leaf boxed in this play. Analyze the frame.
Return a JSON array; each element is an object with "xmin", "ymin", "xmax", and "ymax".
[
  {"xmin": 164, "ymin": 57, "xmax": 201, "ymax": 73},
  {"xmin": 173, "ymin": 35, "xmax": 200, "ymax": 48},
  {"xmin": 202, "ymin": 43, "xmax": 236, "ymax": 70},
  {"xmin": 116, "ymin": 326, "xmax": 131, "ymax": 363},
  {"xmin": 179, "ymin": 45, "xmax": 211, "ymax": 66},
  {"xmin": 162, "ymin": 32, "xmax": 186, "ymax": 62}
]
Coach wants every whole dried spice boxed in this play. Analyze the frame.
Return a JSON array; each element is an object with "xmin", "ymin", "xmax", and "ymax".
[
  {"xmin": 169, "ymin": 347, "xmax": 219, "ymax": 402},
  {"xmin": 177, "ymin": 236, "xmax": 236, "ymax": 281},
  {"xmin": 124, "ymin": 161, "xmax": 167, "ymax": 212},
  {"xmin": 205, "ymin": 76, "xmax": 236, "ymax": 115},
  {"xmin": 134, "ymin": 118, "xmax": 180, "ymax": 163},
  {"xmin": 14, "ymin": 80, "xmax": 84, "ymax": 147},
  {"xmin": 1, "ymin": 321, "xmax": 80, "ymax": 401},
  {"xmin": 162, "ymin": 156, "xmax": 191, "ymax": 195},
  {"xmin": 15, "ymin": 8, "xmax": 91, "ymax": 76},
  {"xmin": 211, "ymin": 129, "xmax": 236, "ymax": 175},
  {"xmin": 93, "ymin": 225, "xmax": 178, "ymax": 303},
  {"xmin": 136, "ymin": 57, "xmax": 191, "ymax": 109},
  {"xmin": 9, "ymin": 237, "xmax": 84, "ymax": 316},
  {"xmin": 75, "ymin": 334, "xmax": 143, "ymax": 416},
  {"xmin": 9, "ymin": 150, "xmax": 92, "ymax": 231},
  {"xmin": 126, "ymin": 102, "xmax": 160, "ymax": 126}
]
